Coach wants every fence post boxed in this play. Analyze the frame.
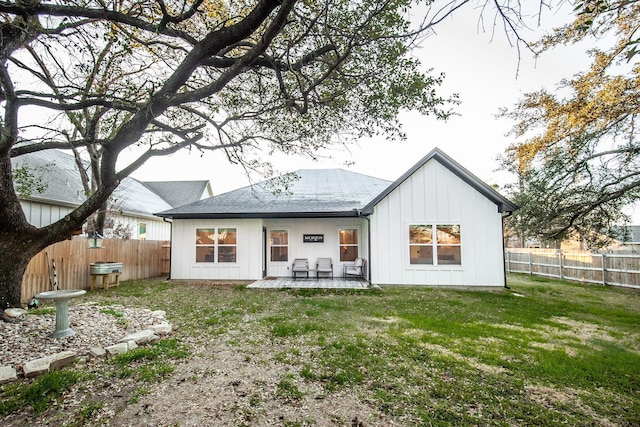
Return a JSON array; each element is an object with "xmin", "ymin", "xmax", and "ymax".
[
  {"xmin": 601, "ymin": 253, "xmax": 606, "ymax": 286},
  {"xmin": 558, "ymin": 250, "xmax": 564, "ymax": 280},
  {"xmin": 529, "ymin": 249, "xmax": 533, "ymax": 275}
]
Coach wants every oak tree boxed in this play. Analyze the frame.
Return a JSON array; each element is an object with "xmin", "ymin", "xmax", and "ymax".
[
  {"xmin": 501, "ymin": 0, "xmax": 640, "ymax": 247},
  {"xmin": 0, "ymin": 0, "xmax": 538, "ymax": 309}
]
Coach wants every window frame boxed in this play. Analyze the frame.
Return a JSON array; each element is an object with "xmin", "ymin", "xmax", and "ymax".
[
  {"xmin": 138, "ymin": 222, "xmax": 147, "ymax": 240},
  {"xmin": 269, "ymin": 229, "xmax": 289, "ymax": 262},
  {"xmin": 339, "ymin": 228, "xmax": 360, "ymax": 262},
  {"xmin": 409, "ymin": 224, "xmax": 434, "ymax": 265},
  {"xmin": 195, "ymin": 227, "xmax": 238, "ymax": 264},
  {"xmin": 408, "ymin": 223, "xmax": 462, "ymax": 266},
  {"xmin": 217, "ymin": 227, "xmax": 237, "ymax": 263}
]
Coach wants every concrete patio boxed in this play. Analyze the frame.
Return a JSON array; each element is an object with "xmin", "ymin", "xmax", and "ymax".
[{"xmin": 247, "ymin": 277, "xmax": 369, "ymax": 289}]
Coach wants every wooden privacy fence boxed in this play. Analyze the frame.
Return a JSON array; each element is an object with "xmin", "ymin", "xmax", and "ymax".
[
  {"xmin": 505, "ymin": 248, "xmax": 640, "ymax": 289},
  {"xmin": 22, "ymin": 238, "xmax": 170, "ymax": 302}
]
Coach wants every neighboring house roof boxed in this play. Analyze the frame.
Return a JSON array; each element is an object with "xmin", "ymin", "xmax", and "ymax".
[
  {"xmin": 11, "ymin": 149, "xmax": 173, "ymax": 217},
  {"xmin": 363, "ymin": 148, "xmax": 518, "ymax": 214},
  {"xmin": 12, "ymin": 147, "xmax": 86, "ymax": 207},
  {"xmin": 156, "ymin": 169, "xmax": 392, "ymax": 219},
  {"xmin": 112, "ymin": 178, "xmax": 173, "ymax": 216},
  {"xmin": 156, "ymin": 147, "xmax": 517, "ymax": 219},
  {"xmin": 142, "ymin": 180, "xmax": 212, "ymax": 208}
]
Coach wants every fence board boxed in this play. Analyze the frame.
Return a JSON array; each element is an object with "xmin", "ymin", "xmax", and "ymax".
[
  {"xmin": 22, "ymin": 238, "xmax": 169, "ymax": 302},
  {"xmin": 505, "ymin": 249, "xmax": 640, "ymax": 289}
]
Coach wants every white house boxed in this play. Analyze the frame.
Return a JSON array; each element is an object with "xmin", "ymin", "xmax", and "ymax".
[
  {"xmin": 12, "ymin": 149, "xmax": 212, "ymax": 241},
  {"xmin": 156, "ymin": 148, "xmax": 517, "ymax": 287}
]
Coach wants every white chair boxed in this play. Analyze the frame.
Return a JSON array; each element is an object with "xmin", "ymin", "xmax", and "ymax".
[
  {"xmin": 292, "ymin": 258, "xmax": 309, "ymax": 279},
  {"xmin": 343, "ymin": 258, "xmax": 365, "ymax": 280},
  {"xmin": 316, "ymin": 257, "xmax": 333, "ymax": 279}
]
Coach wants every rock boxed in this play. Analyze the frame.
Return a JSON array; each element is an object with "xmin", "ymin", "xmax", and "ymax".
[
  {"xmin": 22, "ymin": 351, "xmax": 77, "ymax": 378},
  {"xmin": 0, "ymin": 366, "xmax": 18, "ymax": 384},
  {"xmin": 119, "ymin": 329, "xmax": 155, "ymax": 344},
  {"xmin": 127, "ymin": 340, "xmax": 138, "ymax": 351},
  {"xmin": 150, "ymin": 310, "xmax": 166, "ymax": 320},
  {"xmin": 148, "ymin": 322, "xmax": 172, "ymax": 335},
  {"xmin": 4, "ymin": 308, "xmax": 27, "ymax": 318},
  {"xmin": 105, "ymin": 342, "xmax": 129, "ymax": 356},
  {"xmin": 89, "ymin": 347, "xmax": 107, "ymax": 358},
  {"xmin": 48, "ymin": 351, "xmax": 76, "ymax": 370},
  {"xmin": 23, "ymin": 356, "xmax": 51, "ymax": 378}
]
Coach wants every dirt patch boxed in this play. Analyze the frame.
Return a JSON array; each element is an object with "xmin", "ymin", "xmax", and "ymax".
[
  {"xmin": 526, "ymin": 384, "xmax": 616, "ymax": 427},
  {"xmin": 109, "ymin": 347, "xmax": 398, "ymax": 427},
  {"xmin": 1, "ymin": 338, "xmax": 398, "ymax": 426}
]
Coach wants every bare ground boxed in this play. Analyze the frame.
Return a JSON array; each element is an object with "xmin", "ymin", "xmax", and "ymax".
[{"xmin": 1, "ymin": 318, "xmax": 398, "ymax": 427}]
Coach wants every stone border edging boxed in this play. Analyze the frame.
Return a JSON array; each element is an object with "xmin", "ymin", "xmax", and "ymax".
[{"xmin": 0, "ymin": 309, "xmax": 173, "ymax": 384}]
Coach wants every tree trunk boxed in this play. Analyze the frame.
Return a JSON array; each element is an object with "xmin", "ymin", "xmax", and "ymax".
[{"xmin": 0, "ymin": 237, "xmax": 41, "ymax": 309}]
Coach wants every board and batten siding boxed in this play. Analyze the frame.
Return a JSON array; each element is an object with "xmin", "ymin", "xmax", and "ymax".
[
  {"xmin": 170, "ymin": 217, "xmax": 369, "ymax": 280},
  {"xmin": 20, "ymin": 200, "xmax": 75, "ymax": 228},
  {"xmin": 264, "ymin": 218, "xmax": 368, "ymax": 278},
  {"xmin": 109, "ymin": 213, "xmax": 171, "ymax": 241},
  {"xmin": 369, "ymin": 160, "xmax": 506, "ymax": 287},
  {"xmin": 20, "ymin": 200, "xmax": 171, "ymax": 240},
  {"xmin": 170, "ymin": 218, "xmax": 263, "ymax": 280}
]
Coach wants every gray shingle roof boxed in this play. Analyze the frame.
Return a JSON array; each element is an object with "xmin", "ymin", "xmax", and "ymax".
[
  {"xmin": 11, "ymin": 150, "xmax": 173, "ymax": 216},
  {"xmin": 156, "ymin": 169, "xmax": 392, "ymax": 218},
  {"xmin": 156, "ymin": 147, "xmax": 517, "ymax": 219},
  {"xmin": 142, "ymin": 180, "xmax": 210, "ymax": 208}
]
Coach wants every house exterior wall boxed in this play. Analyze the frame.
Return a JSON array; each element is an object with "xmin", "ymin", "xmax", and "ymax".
[
  {"xmin": 108, "ymin": 213, "xmax": 171, "ymax": 240},
  {"xmin": 20, "ymin": 200, "xmax": 75, "ymax": 228},
  {"xmin": 169, "ymin": 217, "xmax": 369, "ymax": 280},
  {"xmin": 264, "ymin": 218, "xmax": 368, "ymax": 278},
  {"xmin": 369, "ymin": 160, "xmax": 506, "ymax": 287},
  {"xmin": 20, "ymin": 200, "xmax": 171, "ymax": 241},
  {"xmin": 170, "ymin": 218, "xmax": 264, "ymax": 280}
]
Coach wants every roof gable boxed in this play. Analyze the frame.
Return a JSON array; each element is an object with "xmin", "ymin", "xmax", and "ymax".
[{"xmin": 362, "ymin": 147, "xmax": 517, "ymax": 214}]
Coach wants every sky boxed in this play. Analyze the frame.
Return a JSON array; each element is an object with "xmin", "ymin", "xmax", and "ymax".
[{"xmin": 127, "ymin": 3, "xmax": 592, "ymax": 197}]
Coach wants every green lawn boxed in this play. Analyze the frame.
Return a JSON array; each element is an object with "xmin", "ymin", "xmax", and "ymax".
[{"xmin": 2, "ymin": 274, "xmax": 639, "ymax": 426}]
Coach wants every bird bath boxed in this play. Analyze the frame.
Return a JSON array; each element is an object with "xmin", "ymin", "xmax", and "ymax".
[{"xmin": 35, "ymin": 289, "xmax": 86, "ymax": 338}]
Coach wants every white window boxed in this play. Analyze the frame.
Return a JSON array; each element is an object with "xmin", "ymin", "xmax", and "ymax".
[
  {"xmin": 196, "ymin": 228, "xmax": 216, "ymax": 262},
  {"xmin": 409, "ymin": 224, "xmax": 461, "ymax": 265},
  {"xmin": 217, "ymin": 228, "xmax": 237, "ymax": 263},
  {"xmin": 270, "ymin": 229, "xmax": 289, "ymax": 262},
  {"xmin": 339, "ymin": 229, "xmax": 359, "ymax": 262},
  {"xmin": 195, "ymin": 228, "xmax": 237, "ymax": 263},
  {"xmin": 139, "ymin": 223, "xmax": 147, "ymax": 240}
]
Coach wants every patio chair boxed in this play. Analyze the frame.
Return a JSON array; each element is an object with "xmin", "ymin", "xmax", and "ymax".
[
  {"xmin": 316, "ymin": 257, "xmax": 333, "ymax": 279},
  {"xmin": 343, "ymin": 258, "xmax": 365, "ymax": 280},
  {"xmin": 292, "ymin": 258, "xmax": 309, "ymax": 279}
]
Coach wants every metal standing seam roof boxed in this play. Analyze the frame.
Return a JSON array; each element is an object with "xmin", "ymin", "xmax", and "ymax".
[{"xmin": 155, "ymin": 169, "xmax": 393, "ymax": 219}]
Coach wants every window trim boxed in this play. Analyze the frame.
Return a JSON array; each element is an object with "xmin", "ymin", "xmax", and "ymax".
[
  {"xmin": 269, "ymin": 228, "xmax": 289, "ymax": 262},
  {"xmin": 339, "ymin": 227, "xmax": 360, "ymax": 262},
  {"xmin": 217, "ymin": 227, "xmax": 237, "ymax": 263},
  {"xmin": 195, "ymin": 227, "xmax": 238, "ymax": 264},
  {"xmin": 138, "ymin": 222, "xmax": 147, "ymax": 240},
  {"xmin": 408, "ymin": 223, "xmax": 462, "ymax": 267}
]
